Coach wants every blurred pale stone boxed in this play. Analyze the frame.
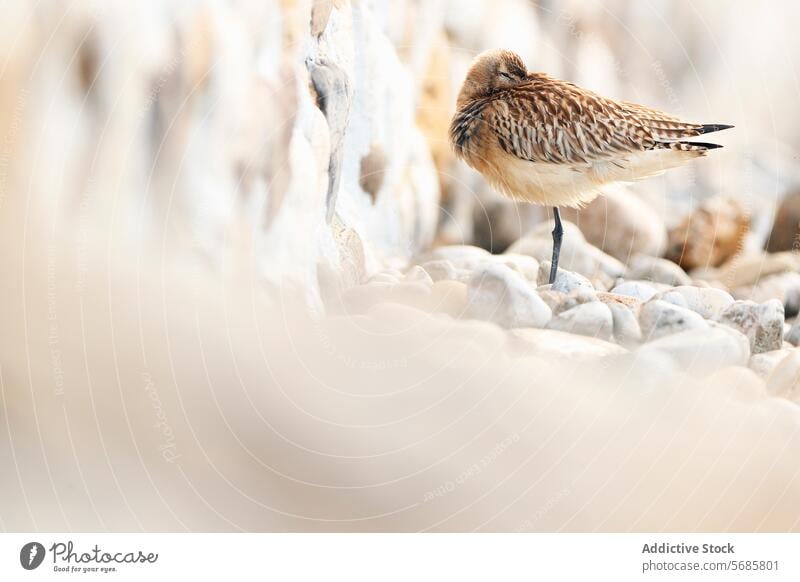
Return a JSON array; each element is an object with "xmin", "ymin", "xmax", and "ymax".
[
  {"xmin": 708, "ymin": 367, "xmax": 767, "ymax": 402},
  {"xmin": 608, "ymin": 302, "xmax": 642, "ymax": 346},
  {"xmin": 715, "ymin": 252, "xmax": 800, "ymax": 289},
  {"xmin": 766, "ymin": 351, "xmax": 800, "ymax": 399},
  {"xmin": 496, "ymin": 253, "xmax": 540, "ymax": 282},
  {"xmin": 403, "ymin": 265, "xmax": 434, "ymax": 286},
  {"xmin": 511, "ymin": 328, "xmax": 625, "ymax": 360},
  {"xmin": 627, "ymin": 255, "xmax": 692, "ymax": 287},
  {"xmin": 563, "ymin": 185, "xmax": 667, "ymax": 261},
  {"xmin": 343, "ymin": 281, "xmax": 432, "ymax": 314},
  {"xmin": 636, "ymin": 326, "xmax": 751, "ymax": 376},
  {"xmin": 733, "ymin": 271, "xmax": 800, "ymax": 318},
  {"xmin": 785, "ymin": 320, "xmax": 800, "ymax": 346},
  {"xmin": 666, "ymin": 196, "xmax": 749, "ymax": 270},
  {"xmin": 508, "ymin": 221, "xmax": 625, "ymax": 280},
  {"xmin": 765, "ymin": 189, "xmax": 800, "ymax": 253},
  {"xmin": 419, "ymin": 260, "xmax": 471, "ymax": 283},
  {"xmin": 430, "ymin": 280, "xmax": 468, "ymax": 317},
  {"xmin": 749, "ymin": 349, "xmax": 793, "ymax": 379}
]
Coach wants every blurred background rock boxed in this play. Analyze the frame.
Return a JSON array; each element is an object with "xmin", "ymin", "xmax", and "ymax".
[
  {"xmin": 0, "ymin": 0, "xmax": 800, "ymax": 300},
  {"xmin": 5, "ymin": 0, "xmax": 800, "ymax": 306}
]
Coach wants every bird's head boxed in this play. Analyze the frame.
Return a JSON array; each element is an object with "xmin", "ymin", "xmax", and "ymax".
[{"xmin": 456, "ymin": 49, "xmax": 528, "ymax": 107}]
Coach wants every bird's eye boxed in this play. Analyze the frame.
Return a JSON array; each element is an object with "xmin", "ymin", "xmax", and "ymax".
[{"xmin": 499, "ymin": 72, "xmax": 513, "ymax": 81}]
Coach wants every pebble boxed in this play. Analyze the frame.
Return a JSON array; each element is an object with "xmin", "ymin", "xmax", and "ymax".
[
  {"xmin": 430, "ymin": 280, "xmax": 467, "ymax": 317},
  {"xmin": 403, "ymin": 265, "xmax": 433, "ymax": 285},
  {"xmin": 733, "ymin": 272, "xmax": 800, "ymax": 318},
  {"xmin": 608, "ymin": 302, "xmax": 642, "ymax": 346},
  {"xmin": 627, "ymin": 254, "xmax": 692, "ymax": 287},
  {"xmin": 511, "ymin": 327, "xmax": 626, "ymax": 360},
  {"xmin": 749, "ymin": 349, "xmax": 793, "ymax": 379},
  {"xmin": 656, "ymin": 285, "xmax": 735, "ymax": 320},
  {"xmin": 766, "ymin": 351, "xmax": 800, "ymax": 400},
  {"xmin": 561, "ymin": 184, "xmax": 667, "ymax": 261},
  {"xmin": 552, "ymin": 288, "xmax": 599, "ymax": 315},
  {"xmin": 537, "ymin": 262, "xmax": 594, "ymax": 293},
  {"xmin": 639, "ymin": 299, "xmax": 708, "ymax": 341},
  {"xmin": 707, "ymin": 366, "xmax": 767, "ymax": 402},
  {"xmin": 466, "ymin": 264, "xmax": 552, "ymax": 329},
  {"xmin": 784, "ymin": 320, "xmax": 800, "ymax": 346},
  {"xmin": 420, "ymin": 259, "xmax": 472, "ymax": 283},
  {"xmin": 636, "ymin": 326, "xmax": 750, "ymax": 376},
  {"xmin": 718, "ymin": 299, "xmax": 785, "ymax": 354},
  {"xmin": 611, "ymin": 280, "xmax": 658, "ymax": 301},
  {"xmin": 546, "ymin": 301, "xmax": 613, "ymax": 340},
  {"xmin": 507, "ymin": 220, "xmax": 625, "ymax": 280},
  {"xmin": 715, "ymin": 252, "xmax": 800, "ymax": 289}
]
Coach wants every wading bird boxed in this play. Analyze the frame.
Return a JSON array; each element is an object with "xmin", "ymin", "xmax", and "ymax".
[{"xmin": 449, "ymin": 49, "xmax": 732, "ymax": 284}]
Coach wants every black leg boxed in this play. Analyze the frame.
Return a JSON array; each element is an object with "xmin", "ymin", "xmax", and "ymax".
[{"xmin": 549, "ymin": 207, "xmax": 563, "ymax": 285}]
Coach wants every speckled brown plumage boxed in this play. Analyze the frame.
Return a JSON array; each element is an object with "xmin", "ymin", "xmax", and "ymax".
[{"xmin": 450, "ymin": 49, "xmax": 732, "ymax": 208}]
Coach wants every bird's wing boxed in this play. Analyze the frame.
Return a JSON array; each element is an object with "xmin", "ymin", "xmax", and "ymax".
[{"xmin": 487, "ymin": 75, "xmax": 724, "ymax": 165}]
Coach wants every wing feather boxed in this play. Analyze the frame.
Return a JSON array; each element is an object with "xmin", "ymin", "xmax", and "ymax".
[{"xmin": 486, "ymin": 75, "xmax": 724, "ymax": 165}]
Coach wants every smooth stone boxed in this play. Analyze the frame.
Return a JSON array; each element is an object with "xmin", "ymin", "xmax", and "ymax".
[
  {"xmin": 733, "ymin": 272, "xmax": 800, "ymax": 318},
  {"xmin": 636, "ymin": 326, "xmax": 750, "ymax": 376},
  {"xmin": 552, "ymin": 288, "xmax": 599, "ymax": 315},
  {"xmin": 508, "ymin": 220, "xmax": 625, "ymax": 280},
  {"xmin": 785, "ymin": 320, "xmax": 800, "ymax": 346},
  {"xmin": 368, "ymin": 272, "xmax": 402, "ymax": 284},
  {"xmin": 403, "ymin": 265, "xmax": 433, "ymax": 285},
  {"xmin": 511, "ymin": 327, "xmax": 626, "ymax": 360},
  {"xmin": 537, "ymin": 261, "xmax": 594, "ymax": 293},
  {"xmin": 608, "ymin": 302, "xmax": 642, "ymax": 346},
  {"xmin": 656, "ymin": 285, "xmax": 735, "ymax": 320},
  {"xmin": 639, "ymin": 299, "xmax": 708, "ymax": 341},
  {"xmin": 611, "ymin": 280, "xmax": 658, "ymax": 301},
  {"xmin": 535, "ymin": 289, "xmax": 562, "ymax": 312},
  {"xmin": 546, "ymin": 301, "xmax": 613, "ymax": 341},
  {"xmin": 716, "ymin": 252, "xmax": 800, "ymax": 289},
  {"xmin": 718, "ymin": 299, "xmax": 785, "ymax": 355},
  {"xmin": 749, "ymin": 349, "xmax": 793, "ymax": 379},
  {"xmin": 466, "ymin": 264, "xmax": 552, "ymax": 329},
  {"xmin": 707, "ymin": 366, "xmax": 767, "ymax": 402},
  {"xmin": 596, "ymin": 292, "xmax": 643, "ymax": 312},
  {"xmin": 495, "ymin": 253, "xmax": 539, "ymax": 282},
  {"xmin": 420, "ymin": 244, "xmax": 491, "ymax": 267},
  {"xmin": 430, "ymin": 280, "xmax": 467, "ymax": 317},
  {"xmin": 665, "ymin": 196, "xmax": 748, "ymax": 270},
  {"xmin": 561, "ymin": 184, "xmax": 667, "ymax": 261},
  {"xmin": 766, "ymin": 351, "xmax": 800, "ymax": 400},
  {"xmin": 420, "ymin": 259, "xmax": 472, "ymax": 283},
  {"xmin": 343, "ymin": 281, "xmax": 431, "ymax": 314},
  {"xmin": 766, "ymin": 189, "xmax": 800, "ymax": 252},
  {"xmin": 627, "ymin": 254, "xmax": 692, "ymax": 287},
  {"xmin": 657, "ymin": 290, "xmax": 689, "ymax": 309}
]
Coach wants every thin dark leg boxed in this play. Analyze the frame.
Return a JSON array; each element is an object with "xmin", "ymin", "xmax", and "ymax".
[{"xmin": 549, "ymin": 207, "xmax": 563, "ymax": 285}]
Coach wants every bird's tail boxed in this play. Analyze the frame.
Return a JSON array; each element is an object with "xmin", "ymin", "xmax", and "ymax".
[{"xmin": 657, "ymin": 123, "xmax": 733, "ymax": 154}]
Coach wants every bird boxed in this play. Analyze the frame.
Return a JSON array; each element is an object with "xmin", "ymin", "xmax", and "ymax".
[{"xmin": 449, "ymin": 49, "xmax": 732, "ymax": 284}]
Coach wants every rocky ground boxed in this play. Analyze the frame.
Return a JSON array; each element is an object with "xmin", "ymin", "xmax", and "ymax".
[{"xmin": 338, "ymin": 193, "xmax": 800, "ymax": 405}]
